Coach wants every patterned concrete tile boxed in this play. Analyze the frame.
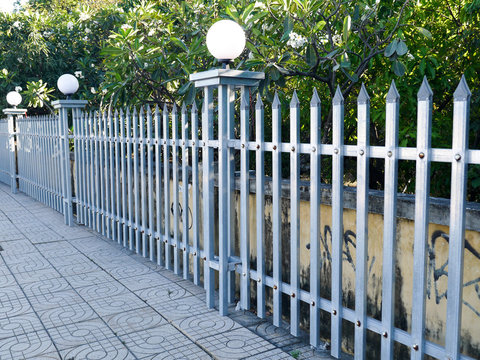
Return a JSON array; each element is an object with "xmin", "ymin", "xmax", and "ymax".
[
  {"xmin": 173, "ymin": 312, "xmax": 241, "ymax": 341},
  {"xmin": 28, "ymin": 230, "xmax": 64, "ymax": 244},
  {"xmin": 22, "ymin": 277, "xmax": 72, "ymax": 297},
  {"xmin": 0, "ymin": 330, "xmax": 57, "ymax": 360},
  {"xmin": 36, "ymin": 243, "xmax": 80, "ymax": 258},
  {"xmin": 105, "ymin": 307, "xmax": 167, "ymax": 336},
  {"xmin": 0, "ymin": 313, "xmax": 44, "ymax": 340},
  {"xmin": 88, "ymin": 292, "xmax": 147, "ymax": 317},
  {"xmin": 0, "ymin": 230, "xmax": 25, "ymax": 241},
  {"xmin": 38, "ymin": 302, "xmax": 97, "ymax": 329},
  {"xmin": 0, "ymin": 240, "xmax": 38, "ymax": 256},
  {"xmin": 29, "ymin": 290, "xmax": 84, "ymax": 312},
  {"xmin": 25, "ymin": 351, "xmax": 61, "ymax": 359},
  {"xmin": 134, "ymin": 283, "xmax": 191, "ymax": 305},
  {"xmin": 2, "ymin": 252, "xmax": 46, "ymax": 266},
  {"xmin": 93, "ymin": 256, "xmax": 141, "ymax": 269},
  {"xmin": 176, "ymin": 279, "xmax": 207, "ymax": 296},
  {"xmin": 197, "ymin": 327, "xmax": 275, "ymax": 359},
  {"xmin": 0, "ymin": 274, "xmax": 16, "ymax": 287},
  {"xmin": 119, "ymin": 324, "xmax": 210, "ymax": 360},
  {"xmin": 7, "ymin": 256, "xmax": 53, "ymax": 274},
  {"xmin": 0, "ymin": 297, "xmax": 32, "ymax": 319},
  {"xmin": 64, "ymin": 270, "xmax": 115, "ymax": 288},
  {"xmin": 0, "ymin": 285, "xmax": 25, "ymax": 303},
  {"xmin": 14, "ymin": 267, "xmax": 61, "ymax": 285},
  {"xmin": 47, "ymin": 318, "xmax": 116, "ymax": 350},
  {"xmin": 117, "ymin": 272, "xmax": 170, "ymax": 291},
  {"xmin": 248, "ymin": 322, "xmax": 302, "ymax": 348},
  {"xmin": 106, "ymin": 264, "xmax": 154, "ymax": 279},
  {"xmin": 47, "ymin": 254, "xmax": 91, "ymax": 267},
  {"xmin": 76, "ymin": 281, "xmax": 129, "ymax": 302},
  {"xmin": 150, "ymin": 295, "xmax": 213, "ymax": 321},
  {"xmin": 60, "ymin": 337, "xmax": 135, "ymax": 360},
  {"xmin": 55, "ymin": 260, "xmax": 101, "ymax": 276},
  {"xmin": 243, "ymin": 348, "xmax": 294, "ymax": 359}
]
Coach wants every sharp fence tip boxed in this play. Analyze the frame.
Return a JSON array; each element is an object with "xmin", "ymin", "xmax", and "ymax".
[
  {"xmin": 290, "ymin": 90, "xmax": 300, "ymax": 107},
  {"xmin": 386, "ymin": 80, "xmax": 400, "ymax": 102},
  {"xmin": 357, "ymin": 83, "xmax": 370, "ymax": 104},
  {"xmin": 255, "ymin": 93, "xmax": 264, "ymax": 109},
  {"xmin": 333, "ymin": 86, "xmax": 344, "ymax": 105},
  {"xmin": 272, "ymin": 91, "xmax": 281, "ymax": 109},
  {"xmin": 418, "ymin": 77, "xmax": 433, "ymax": 100},
  {"xmin": 453, "ymin": 74, "xmax": 471, "ymax": 101}
]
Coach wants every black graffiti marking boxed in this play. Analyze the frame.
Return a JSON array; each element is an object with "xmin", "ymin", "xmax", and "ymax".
[{"xmin": 170, "ymin": 202, "xmax": 193, "ymax": 230}]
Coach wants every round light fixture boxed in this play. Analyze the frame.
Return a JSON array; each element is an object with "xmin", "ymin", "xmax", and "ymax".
[
  {"xmin": 6, "ymin": 91, "xmax": 22, "ymax": 107},
  {"xmin": 206, "ymin": 20, "xmax": 246, "ymax": 63},
  {"xmin": 57, "ymin": 74, "xmax": 79, "ymax": 96}
]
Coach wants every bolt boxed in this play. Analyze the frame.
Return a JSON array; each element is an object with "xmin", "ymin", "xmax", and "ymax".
[
  {"xmin": 183, "ymin": 141, "xmax": 185, "ymax": 145},
  {"xmin": 192, "ymin": 141, "xmax": 195, "ymax": 146},
  {"xmin": 183, "ymin": 247, "xmax": 186, "ymax": 251},
  {"xmin": 312, "ymin": 146, "xmax": 316, "ymax": 152},
  {"xmin": 382, "ymin": 332, "xmax": 388, "ymax": 338},
  {"xmin": 359, "ymin": 149, "xmax": 364, "ymax": 156},
  {"xmin": 256, "ymin": 144, "xmax": 260, "ymax": 149},
  {"xmin": 334, "ymin": 148, "xmax": 339, "ymax": 154},
  {"xmin": 242, "ymin": 273, "xmax": 246, "ymax": 277},
  {"xmin": 311, "ymin": 301, "xmax": 315, "ymax": 307},
  {"xmin": 203, "ymin": 256, "xmax": 207, "ymax": 261},
  {"xmin": 332, "ymin": 309, "xmax": 337, "ymax": 315},
  {"xmin": 291, "ymin": 146, "xmax": 295, "ymax": 152},
  {"xmin": 273, "ymin": 285, "xmax": 278, "ymax": 290},
  {"xmin": 413, "ymin": 344, "xmax": 419, "ymax": 351},
  {"xmin": 258, "ymin": 278, "xmax": 261, "ymax": 283},
  {"xmin": 454, "ymin": 153, "xmax": 461, "ymax": 161},
  {"xmin": 419, "ymin": 152, "xmax": 425, "ymax": 159},
  {"xmin": 164, "ymin": 240, "xmax": 168, "ymax": 244},
  {"xmin": 291, "ymin": 292, "xmax": 295, "ymax": 298},
  {"xmin": 193, "ymin": 252, "xmax": 197, "ymax": 256},
  {"xmin": 387, "ymin": 151, "xmax": 392, "ymax": 157},
  {"xmin": 203, "ymin": 141, "xmax": 206, "ymax": 146},
  {"xmin": 273, "ymin": 145, "xmax": 277, "ymax": 150},
  {"xmin": 356, "ymin": 320, "xmax": 361, "ymax": 327},
  {"xmin": 241, "ymin": 143, "xmax": 245, "ymax": 148},
  {"xmin": 173, "ymin": 141, "xmax": 175, "ymax": 145}
]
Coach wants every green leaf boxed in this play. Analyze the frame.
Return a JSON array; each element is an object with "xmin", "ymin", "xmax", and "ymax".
[
  {"xmin": 313, "ymin": 21, "xmax": 326, "ymax": 33},
  {"xmin": 416, "ymin": 27, "xmax": 432, "ymax": 39},
  {"xmin": 392, "ymin": 60, "xmax": 406, "ymax": 76},
  {"xmin": 384, "ymin": 39, "xmax": 398, "ymax": 57},
  {"xmin": 326, "ymin": 49, "xmax": 340, "ymax": 59},
  {"xmin": 270, "ymin": 67, "xmax": 280, "ymax": 81},
  {"xmin": 281, "ymin": 16, "xmax": 294, "ymax": 42},
  {"xmin": 100, "ymin": 46, "xmax": 123, "ymax": 56},
  {"xmin": 333, "ymin": 64, "xmax": 340, "ymax": 71},
  {"xmin": 306, "ymin": 45, "xmax": 316, "ymax": 67},
  {"xmin": 185, "ymin": 85, "xmax": 195, "ymax": 104},
  {"xmin": 225, "ymin": 6, "xmax": 239, "ymax": 21},
  {"xmin": 241, "ymin": 3, "xmax": 256, "ymax": 23},
  {"xmin": 396, "ymin": 40, "xmax": 408, "ymax": 56},
  {"xmin": 177, "ymin": 81, "xmax": 191, "ymax": 95},
  {"xmin": 343, "ymin": 15, "xmax": 351, "ymax": 43},
  {"xmin": 170, "ymin": 37, "xmax": 188, "ymax": 52}
]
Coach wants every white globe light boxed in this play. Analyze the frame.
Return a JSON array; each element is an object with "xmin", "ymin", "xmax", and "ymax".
[
  {"xmin": 57, "ymin": 74, "xmax": 79, "ymax": 96},
  {"xmin": 6, "ymin": 91, "xmax": 22, "ymax": 107},
  {"xmin": 206, "ymin": 20, "xmax": 246, "ymax": 61}
]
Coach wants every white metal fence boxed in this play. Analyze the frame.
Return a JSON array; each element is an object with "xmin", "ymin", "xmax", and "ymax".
[
  {"xmin": 0, "ymin": 75, "xmax": 477, "ymax": 360},
  {"xmin": 0, "ymin": 119, "xmax": 10, "ymax": 185}
]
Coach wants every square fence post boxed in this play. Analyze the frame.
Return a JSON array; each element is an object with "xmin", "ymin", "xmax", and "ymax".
[
  {"xmin": 2, "ymin": 108, "xmax": 26, "ymax": 194},
  {"xmin": 52, "ymin": 100, "xmax": 88, "ymax": 226},
  {"xmin": 190, "ymin": 69, "xmax": 264, "ymax": 316}
]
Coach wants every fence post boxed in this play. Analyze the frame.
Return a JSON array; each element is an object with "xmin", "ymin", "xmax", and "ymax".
[
  {"xmin": 2, "ymin": 108, "xmax": 26, "ymax": 194},
  {"xmin": 52, "ymin": 100, "xmax": 87, "ymax": 226},
  {"xmin": 189, "ymin": 69, "xmax": 264, "ymax": 315}
]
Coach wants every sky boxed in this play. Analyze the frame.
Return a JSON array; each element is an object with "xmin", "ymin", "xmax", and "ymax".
[{"xmin": 0, "ymin": 0, "xmax": 26, "ymax": 13}]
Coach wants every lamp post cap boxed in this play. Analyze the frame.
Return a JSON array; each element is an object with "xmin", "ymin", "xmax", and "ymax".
[{"xmin": 52, "ymin": 99, "xmax": 88, "ymax": 109}]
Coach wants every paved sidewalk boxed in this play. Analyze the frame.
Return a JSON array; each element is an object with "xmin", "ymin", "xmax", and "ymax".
[{"xmin": 0, "ymin": 184, "xmax": 333, "ymax": 360}]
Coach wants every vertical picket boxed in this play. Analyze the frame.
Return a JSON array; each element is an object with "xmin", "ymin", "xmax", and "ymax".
[
  {"xmin": 240, "ymin": 89, "xmax": 250, "ymax": 311},
  {"xmin": 290, "ymin": 91, "xmax": 300, "ymax": 336},
  {"xmin": 120, "ymin": 110, "xmax": 128, "ymax": 248},
  {"xmin": 99, "ymin": 111, "xmax": 106, "ymax": 235},
  {"xmin": 73, "ymin": 111, "xmax": 81, "ymax": 223},
  {"xmin": 411, "ymin": 77, "xmax": 433, "ymax": 360},
  {"xmin": 163, "ymin": 104, "xmax": 171, "ymax": 269},
  {"xmin": 86, "ymin": 112, "xmax": 93, "ymax": 228},
  {"xmin": 227, "ymin": 85, "xmax": 236, "ymax": 304},
  {"xmin": 218, "ymin": 84, "xmax": 229, "ymax": 316},
  {"xmin": 94, "ymin": 112, "xmax": 101, "ymax": 232},
  {"xmin": 147, "ymin": 106, "xmax": 155, "ymax": 261},
  {"xmin": 155, "ymin": 106, "xmax": 163, "ymax": 266},
  {"xmin": 140, "ymin": 107, "xmax": 147, "ymax": 257},
  {"xmin": 109, "ymin": 109, "xmax": 116, "ymax": 241},
  {"xmin": 255, "ymin": 94, "xmax": 266, "ymax": 319},
  {"xmin": 191, "ymin": 102, "xmax": 200, "ymax": 285},
  {"xmin": 355, "ymin": 84, "xmax": 370, "ymax": 358},
  {"xmin": 445, "ymin": 76, "xmax": 471, "ymax": 359},
  {"xmin": 114, "ymin": 110, "xmax": 122, "ymax": 244},
  {"xmin": 309, "ymin": 88, "xmax": 321, "ymax": 347},
  {"xmin": 126, "ymin": 109, "xmax": 134, "ymax": 250},
  {"xmin": 181, "ymin": 103, "xmax": 189, "ymax": 280},
  {"xmin": 381, "ymin": 81, "xmax": 400, "ymax": 359},
  {"xmin": 331, "ymin": 86, "xmax": 344, "ymax": 358},
  {"xmin": 104, "ymin": 111, "xmax": 111, "ymax": 238},
  {"xmin": 172, "ymin": 104, "xmax": 180, "ymax": 274},
  {"xmin": 272, "ymin": 92, "xmax": 282, "ymax": 327},
  {"xmin": 203, "ymin": 87, "xmax": 215, "ymax": 308},
  {"xmin": 133, "ymin": 108, "xmax": 141, "ymax": 253}
]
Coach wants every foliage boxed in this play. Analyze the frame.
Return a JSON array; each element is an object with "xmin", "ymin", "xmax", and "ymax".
[{"xmin": 0, "ymin": 0, "xmax": 478, "ymax": 200}]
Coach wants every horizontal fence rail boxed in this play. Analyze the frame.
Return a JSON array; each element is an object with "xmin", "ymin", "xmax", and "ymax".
[{"xmin": 0, "ymin": 75, "xmax": 477, "ymax": 360}]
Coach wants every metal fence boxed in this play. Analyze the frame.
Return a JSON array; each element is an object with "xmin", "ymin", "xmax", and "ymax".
[
  {"xmin": 15, "ymin": 115, "xmax": 64, "ymax": 213},
  {"xmin": 0, "ymin": 74, "xmax": 477, "ymax": 360},
  {"xmin": 0, "ymin": 119, "xmax": 10, "ymax": 185}
]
